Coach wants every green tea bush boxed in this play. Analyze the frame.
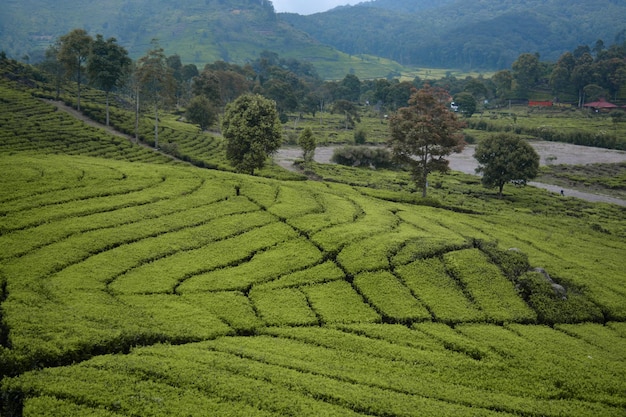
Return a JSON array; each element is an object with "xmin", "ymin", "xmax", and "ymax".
[
  {"xmin": 478, "ymin": 241, "xmax": 530, "ymax": 281},
  {"xmin": 396, "ymin": 257, "xmax": 485, "ymax": 324},
  {"xmin": 250, "ymin": 287, "xmax": 319, "ymax": 326},
  {"xmin": 444, "ymin": 249, "xmax": 537, "ymax": 323},
  {"xmin": 354, "ymin": 271, "xmax": 431, "ymax": 323},
  {"xmin": 183, "ymin": 291, "xmax": 263, "ymax": 333},
  {"xmin": 303, "ymin": 280, "xmax": 381, "ymax": 324},
  {"xmin": 338, "ymin": 223, "xmax": 425, "ymax": 274},
  {"xmin": 179, "ymin": 237, "xmax": 322, "ymax": 292},
  {"xmin": 255, "ymin": 261, "xmax": 345, "ymax": 290}
]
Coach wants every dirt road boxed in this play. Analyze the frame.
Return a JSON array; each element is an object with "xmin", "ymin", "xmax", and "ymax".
[{"xmin": 275, "ymin": 144, "xmax": 626, "ymax": 207}]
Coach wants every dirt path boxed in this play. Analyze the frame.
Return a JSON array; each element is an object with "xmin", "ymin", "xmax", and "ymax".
[
  {"xmin": 275, "ymin": 144, "xmax": 626, "ymax": 207},
  {"xmin": 44, "ymin": 99, "xmax": 186, "ymax": 164}
]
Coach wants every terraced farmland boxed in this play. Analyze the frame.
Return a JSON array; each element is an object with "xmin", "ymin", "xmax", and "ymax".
[{"xmin": 1, "ymin": 74, "xmax": 626, "ymax": 416}]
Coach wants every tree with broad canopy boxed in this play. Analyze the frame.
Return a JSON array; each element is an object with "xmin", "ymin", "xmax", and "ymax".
[
  {"xmin": 387, "ymin": 85, "xmax": 465, "ymax": 197},
  {"xmin": 221, "ymin": 94, "xmax": 283, "ymax": 175},
  {"xmin": 474, "ymin": 133, "xmax": 540, "ymax": 198}
]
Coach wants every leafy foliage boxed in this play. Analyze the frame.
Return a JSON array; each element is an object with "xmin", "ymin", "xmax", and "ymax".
[
  {"xmin": 86, "ymin": 35, "xmax": 130, "ymax": 126},
  {"xmin": 331, "ymin": 145, "xmax": 393, "ymax": 169},
  {"xmin": 474, "ymin": 133, "xmax": 540, "ymax": 197},
  {"xmin": 298, "ymin": 126, "xmax": 316, "ymax": 162},
  {"xmin": 57, "ymin": 28, "xmax": 92, "ymax": 110},
  {"xmin": 388, "ymin": 85, "xmax": 466, "ymax": 197},
  {"xmin": 222, "ymin": 94, "xmax": 283, "ymax": 174},
  {"xmin": 136, "ymin": 40, "xmax": 176, "ymax": 148},
  {"xmin": 185, "ymin": 95, "xmax": 218, "ymax": 130}
]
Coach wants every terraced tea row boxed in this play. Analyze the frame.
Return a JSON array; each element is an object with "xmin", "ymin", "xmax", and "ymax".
[
  {"xmin": 0, "ymin": 82, "xmax": 174, "ymax": 165},
  {"xmin": 4, "ymin": 323, "xmax": 624, "ymax": 416},
  {"xmin": 2, "ymin": 72, "xmax": 625, "ymax": 415},
  {"xmin": 2, "ymin": 153, "xmax": 624, "ymax": 374}
]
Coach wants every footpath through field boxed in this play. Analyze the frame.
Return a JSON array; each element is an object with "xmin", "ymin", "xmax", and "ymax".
[
  {"xmin": 43, "ymin": 99, "xmax": 188, "ymax": 164},
  {"xmin": 275, "ymin": 145, "xmax": 626, "ymax": 207}
]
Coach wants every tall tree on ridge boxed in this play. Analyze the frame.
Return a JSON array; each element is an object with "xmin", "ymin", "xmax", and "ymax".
[
  {"xmin": 87, "ymin": 35, "xmax": 131, "ymax": 126},
  {"xmin": 136, "ymin": 39, "xmax": 175, "ymax": 149},
  {"xmin": 58, "ymin": 28, "xmax": 93, "ymax": 111}
]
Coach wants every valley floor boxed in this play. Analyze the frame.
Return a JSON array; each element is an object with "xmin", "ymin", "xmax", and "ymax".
[{"xmin": 275, "ymin": 144, "xmax": 626, "ymax": 206}]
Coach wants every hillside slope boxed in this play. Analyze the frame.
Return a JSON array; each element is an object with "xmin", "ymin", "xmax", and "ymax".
[
  {"xmin": 0, "ymin": 0, "xmax": 405, "ymax": 79},
  {"xmin": 282, "ymin": 0, "xmax": 626, "ymax": 69},
  {"xmin": 1, "ymin": 63, "xmax": 626, "ymax": 416}
]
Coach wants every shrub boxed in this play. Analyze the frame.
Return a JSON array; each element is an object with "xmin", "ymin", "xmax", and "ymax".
[
  {"xmin": 354, "ymin": 128, "xmax": 367, "ymax": 144},
  {"xmin": 331, "ymin": 145, "xmax": 393, "ymax": 169},
  {"xmin": 478, "ymin": 242, "xmax": 530, "ymax": 281}
]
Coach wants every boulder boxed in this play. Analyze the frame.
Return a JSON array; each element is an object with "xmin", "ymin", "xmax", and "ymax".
[{"xmin": 533, "ymin": 267, "xmax": 567, "ymax": 300}]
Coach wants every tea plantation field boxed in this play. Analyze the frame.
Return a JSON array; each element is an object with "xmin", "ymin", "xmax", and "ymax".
[{"xmin": 1, "ymin": 75, "xmax": 626, "ymax": 416}]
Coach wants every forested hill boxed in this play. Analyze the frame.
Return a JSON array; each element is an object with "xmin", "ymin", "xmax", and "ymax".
[
  {"xmin": 281, "ymin": 0, "xmax": 626, "ymax": 69},
  {"xmin": 2, "ymin": 0, "xmax": 406, "ymax": 80},
  {"xmin": 3, "ymin": 0, "xmax": 625, "ymax": 76},
  {"xmin": 2, "ymin": 0, "xmax": 293, "ymax": 63}
]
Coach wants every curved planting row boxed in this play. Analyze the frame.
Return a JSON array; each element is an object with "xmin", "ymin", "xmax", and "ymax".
[
  {"xmin": 1, "ymin": 152, "xmax": 622, "ymax": 343},
  {"xmin": 3, "ymin": 323, "xmax": 624, "ymax": 417}
]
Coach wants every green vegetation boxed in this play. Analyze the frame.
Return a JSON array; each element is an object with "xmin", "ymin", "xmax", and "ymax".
[
  {"xmin": 474, "ymin": 133, "xmax": 540, "ymax": 197},
  {"xmin": 388, "ymin": 84, "xmax": 466, "ymax": 197},
  {"xmin": 1, "ymin": 59, "xmax": 626, "ymax": 416},
  {"xmin": 538, "ymin": 162, "xmax": 626, "ymax": 200},
  {"xmin": 284, "ymin": 0, "xmax": 626, "ymax": 70},
  {"xmin": 0, "ymin": 0, "xmax": 418, "ymax": 80},
  {"xmin": 222, "ymin": 94, "xmax": 284, "ymax": 174}
]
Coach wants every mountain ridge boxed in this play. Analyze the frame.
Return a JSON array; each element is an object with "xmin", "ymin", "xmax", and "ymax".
[
  {"xmin": 2, "ymin": 0, "xmax": 413, "ymax": 79},
  {"xmin": 282, "ymin": 0, "xmax": 626, "ymax": 69}
]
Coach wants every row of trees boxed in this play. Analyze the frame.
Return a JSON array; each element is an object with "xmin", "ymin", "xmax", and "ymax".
[
  {"xmin": 35, "ymin": 29, "xmax": 560, "ymax": 194},
  {"xmin": 42, "ymin": 29, "xmax": 176, "ymax": 148},
  {"xmin": 222, "ymin": 83, "xmax": 538, "ymax": 198},
  {"xmin": 186, "ymin": 39, "xmax": 626, "ymax": 124},
  {"xmin": 492, "ymin": 41, "xmax": 626, "ymax": 105},
  {"xmin": 386, "ymin": 85, "xmax": 539, "ymax": 198},
  {"xmin": 42, "ymin": 28, "xmax": 626, "ymax": 141}
]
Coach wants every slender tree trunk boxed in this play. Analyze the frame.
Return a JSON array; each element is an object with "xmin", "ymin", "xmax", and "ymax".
[
  {"xmin": 154, "ymin": 102, "xmax": 159, "ymax": 149},
  {"xmin": 55, "ymin": 70, "xmax": 61, "ymax": 101},
  {"xmin": 105, "ymin": 91, "xmax": 110, "ymax": 127},
  {"xmin": 77, "ymin": 79, "xmax": 81, "ymax": 111},
  {"xmin": 134, "ymin": 86, "xmax": 139, "ymax": 143},
  {"xmin": 76, "ymin": 58, "xmax": 81, "ymax": 111},
  {"xmin": 421, "ymin": 147, "xmax": 429, "ymax": 198}
]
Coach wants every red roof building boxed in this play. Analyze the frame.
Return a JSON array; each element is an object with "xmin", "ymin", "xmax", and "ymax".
[{"xmin": 583, "ymin": 98, "xmax": 618, "ymax": 110}]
